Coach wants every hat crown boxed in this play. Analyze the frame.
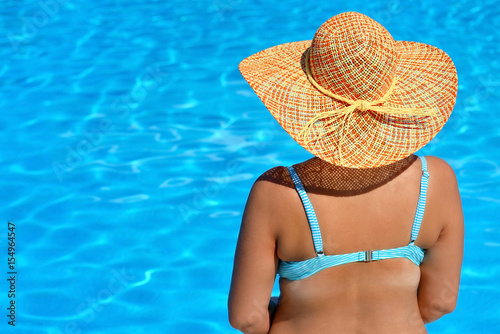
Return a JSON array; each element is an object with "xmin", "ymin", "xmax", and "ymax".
[{"xmin": 309, "ymin": 12, "xmax": 397, "ymax": 101}]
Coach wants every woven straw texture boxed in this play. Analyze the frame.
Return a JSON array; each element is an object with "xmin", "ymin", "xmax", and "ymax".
[{"xmin": 239, "ymin": 12, "xmax": 457, "ymax": 168}]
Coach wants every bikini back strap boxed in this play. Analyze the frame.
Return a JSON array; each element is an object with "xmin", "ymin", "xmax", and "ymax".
[
  {"xmin": 286, "ymin": 166, "xmax": 324, "ymax": 255},
  {"xmin": 411, "ymin": 156, "xmax": 430, "ymax": 242}
]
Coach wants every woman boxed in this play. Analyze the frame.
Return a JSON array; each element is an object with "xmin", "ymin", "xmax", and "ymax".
[{"xmin": 228, "ymin": 12, "xmax": 464, "ymax": 334}]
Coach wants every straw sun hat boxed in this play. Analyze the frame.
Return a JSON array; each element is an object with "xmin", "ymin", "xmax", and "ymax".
[{"xmin": 240, "ymin": 11, "xmax": 457, "ymax": 168}]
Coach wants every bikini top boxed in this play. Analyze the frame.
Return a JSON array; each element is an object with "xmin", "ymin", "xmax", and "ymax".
[{"xmin": 277, "ymin": 156, "xmax": 428, "ymax": 281}]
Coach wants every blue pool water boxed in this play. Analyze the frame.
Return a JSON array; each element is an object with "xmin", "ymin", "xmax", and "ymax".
[{"xmin": 0, "ymin": 0, "xmax": 499, "ymax": 333}]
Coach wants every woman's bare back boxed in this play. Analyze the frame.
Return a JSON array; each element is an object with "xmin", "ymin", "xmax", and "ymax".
[{"xmin": 228, "ymin": 155, "xmax": 463, "ymax": 333}]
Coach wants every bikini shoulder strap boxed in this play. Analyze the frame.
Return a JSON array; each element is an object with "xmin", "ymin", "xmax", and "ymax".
[
  {"xmin": 286, "ymin": 166, "xmax": 324, "ymax": 255},
  {"xmin": 410, "ymin": 156, "xmax": 430, "ymax": 243}
]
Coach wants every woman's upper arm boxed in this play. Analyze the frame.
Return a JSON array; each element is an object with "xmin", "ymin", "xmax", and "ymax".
[
  {"xmin": 417, "ymin": 157, "xmax": 464, "ymax": 323},
  {"xmin": 228, "ymin": 180, "xmax": 279, "ymax": 333}
]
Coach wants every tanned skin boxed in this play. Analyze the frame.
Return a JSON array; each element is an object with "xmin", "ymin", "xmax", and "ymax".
[{"xmin": 228, "ymin": 156, "xmax": 464, "ymax": 334}]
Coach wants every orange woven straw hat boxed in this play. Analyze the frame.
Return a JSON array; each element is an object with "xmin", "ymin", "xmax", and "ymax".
[{"xmin": 239, "ymin": 12, "xmax": 458, "ymax": 168}]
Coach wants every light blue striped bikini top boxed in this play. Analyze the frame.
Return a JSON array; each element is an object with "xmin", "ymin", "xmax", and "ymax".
[{"xmin": 277, "ymin": 156, "xmax": 428, "ymax": 281}]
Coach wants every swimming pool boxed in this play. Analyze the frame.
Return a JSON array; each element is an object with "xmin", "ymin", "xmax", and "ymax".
[{"xmin": 0, "ymin": 0, "xmax": 499, "ymax": 333}]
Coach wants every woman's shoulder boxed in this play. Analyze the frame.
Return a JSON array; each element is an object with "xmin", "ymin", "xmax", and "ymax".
[
  {"xmin": 422, "ymin": 155, "xmax": 459, "ymax": 186},
  {"xmin": 244, "ymin": 166, "xmax": 298, "ymax": 208},
  {"xmin": 421, "ymin": 155, "xmax": 462, "ymax": 227},
  {"xmin": 243, "ymin": 166, "xmax": 299, "ymax": 226},
  {"xmin": 423, "ymin": 155, "xmax": 454, "ymax": 168},
  {"xmin": 254, "ymin": 165, "xmax": 295, "ymax": 189}
]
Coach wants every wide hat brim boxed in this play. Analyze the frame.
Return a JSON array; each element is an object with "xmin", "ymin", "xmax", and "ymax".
[{"xmin": 239, "ymin": 15, "xmax": 457, "ymax": 168}]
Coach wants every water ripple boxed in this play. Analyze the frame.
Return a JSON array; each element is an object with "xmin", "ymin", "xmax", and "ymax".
[{"xmin": 109, "ymin": 194, "xmax": 149, "ymax": 203}]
